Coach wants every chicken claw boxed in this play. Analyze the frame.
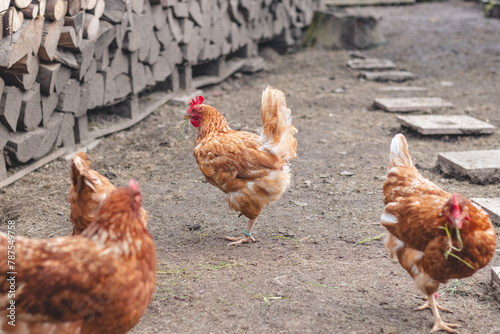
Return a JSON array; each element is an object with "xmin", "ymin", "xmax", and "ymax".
[
  {"xmin": 430, "ymin": 319, "xmax": 460, "ymax": 334},
  {"xmin": 225, "ymin": 235, "xmax": 256, "ymax": 246},
  {"xmin": 415, "ymin": 295, "xmax": 453, "ymax": 313}
]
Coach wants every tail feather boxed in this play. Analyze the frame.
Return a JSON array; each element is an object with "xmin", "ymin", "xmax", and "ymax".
[
  {"xmin": 389, "ymin": 134, "xmax": 413, "ymax": 170},
  {"xmin": 260, "ymin": 86, "xmax": 297, "ymax": 162}
]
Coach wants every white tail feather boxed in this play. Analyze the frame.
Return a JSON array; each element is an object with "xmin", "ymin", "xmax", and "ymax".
[
  {"xmin": 260, "ymin": 86, "xmax": 297, "ymax": 162},
  {"xmin": 389, "ymin": 134, "xmax": 413, "ymax": 169}
]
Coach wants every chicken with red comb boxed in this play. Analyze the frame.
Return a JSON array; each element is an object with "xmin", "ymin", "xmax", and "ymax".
[
  {"xmin": 184, "ymin": 86, "xmax": 297, "ymax": 245},
  {"xmin": 381, "ymin": 134, "xmax": 496, "ymax": 333}
]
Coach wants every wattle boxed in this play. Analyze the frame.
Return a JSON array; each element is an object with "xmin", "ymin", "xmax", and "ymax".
[{"xmin": 190, "ymin": 118, "xmax": 200, "ymax": 127}]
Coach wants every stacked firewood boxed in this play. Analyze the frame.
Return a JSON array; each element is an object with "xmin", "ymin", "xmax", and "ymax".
[{"xmin": 0, "ymin": 0, "xmax": 320, "ymax": 181}]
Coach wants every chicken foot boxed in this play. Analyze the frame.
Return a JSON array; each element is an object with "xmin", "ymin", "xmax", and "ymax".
[
  {"xmin": 426, "ymin": 294, "xmax": 460, "ymax": 333},
  {"xmin": 225, "ymin": 219, "xmax": 256, "ymax": 246}
]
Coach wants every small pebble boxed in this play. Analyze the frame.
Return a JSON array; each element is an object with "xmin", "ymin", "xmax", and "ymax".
[{"xmin": 341, "ymin": 171, "xmax": 354, "ymax": 176}]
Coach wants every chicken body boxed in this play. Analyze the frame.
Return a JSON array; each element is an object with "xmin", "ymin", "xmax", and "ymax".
[
  {"xmin": 0, "ymin": 181, "xmax": 157, "ymax": 334},
  {"xmin": 381, "ymin": 134, "xmax": 496, "ymax": 333},
  {"xmin": 185, "ymin": 86, "xmax": 297, "ymax": 245},
  {"xmin": 69, "ymin": 152, "xmax": 148, "ymax": 234}
]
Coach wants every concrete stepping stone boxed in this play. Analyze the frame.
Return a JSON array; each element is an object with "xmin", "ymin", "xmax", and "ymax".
[
  {"xmin": 397, "ymin": 115, "xmax": 496, "ymax": 135},
  {"xmin": 347, "ymin": 58, "xmax": 396, "ymax": 70},
  {"xmin": 374, "ymin": 97, "xmax": 454, "ymax": 112},
  {"xmin": 325, "ymin": 0, "xmax": 415, "ymax": 5},
  {"xmin": 437, "ymin": 150, "xmax": 500, "ymax": 184},
  {"xmin": 359, "ymin": 71, "xmax": 416, "ymax": 82},
  {"xmin": 472, "ymin": 197, "xmax": 500, "ymax": 226},
  {"xmin": 492, "ymin": 267, "xmax": 500, "ymax": 298},
  {"xmin": 378, "ymin": 86, "xmax": 427, "ymax": 92}
]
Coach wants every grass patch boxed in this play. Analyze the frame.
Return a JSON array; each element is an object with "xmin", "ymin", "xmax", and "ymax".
[
  {"xmin": 196, "ymin": 262, "xmax": 241, "ymax": 270},
  {"xmin": 354, "ymin": 233, "xmax": 385, "ymax": 246},
  {"xmin": 157, "ymin": 268, "xmax": 201, "ymax": 279}
]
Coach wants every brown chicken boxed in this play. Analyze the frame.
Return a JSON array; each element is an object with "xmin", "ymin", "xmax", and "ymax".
[
  {"xmin": 381, "ymin": 134, "xmax": 496, "ymax": 333},
  {"xmin": 184, "ymin": 86, "xmax": 297, "ymax": 245},
  {"xmin": 69, "ymin": 152, "xmax": 148, "ymax": 234},
  {"xmin": 0, "ymin": 180, "xmax": 157, "ymax": 334}
]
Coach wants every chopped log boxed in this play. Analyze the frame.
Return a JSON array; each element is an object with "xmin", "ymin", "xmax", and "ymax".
[
  {"xmin": 130, "ymin": 52, "xmax": 146, "ymax": 94},
  {"xmin": 73, "ymin": 39, "xmax": 95, "ymax": 79},
  {"xmin": 188, "ymin": 0, "xmax": 204, "ymax": 27},
  {"xmin": 45, "ymin": 0, "xmax": 66, "ymax": 20},
  {"xmin": 74, "ymin": 113, "xmax": 88, "ymax": 143},
  {"xmin": 0, "ymin": 53, "xmax": 32, "ymax": 74},
  {"xmin": 76, "ymin": 81, "xmax": 89, "ymax": 117},
  {"xmin": 102, "ymin": 70, "xmax": 116, "ymax": 104},
  {"xmin": 0, "ymin": 77, "xmax": 4, "ymax": 96},
  {"xmin": 162, "ymin": 39, "xmax": 182, "ymax": 66},
  {"xmin": 143, "ymin": 64, "xmax": 155, "ymax": 87},
  {"xmin": 2, "ymin": 7, "xmax": 24, "ymax": 36},
  {"xmin": 39, "ymin": 17, "xmax": 65, "ymax": 61},
  {"xmin": 167, "ymin": 8, "xmax": 182, "ymax": 42},
  {"xmin": 145, "ymin": 35, "xmax": 160, "ymax": 65},
  {"xmin": 179, "ymin": 18, "xmax": 194, "ymax": 44},
  {"xmin": 56, "ymin": 78, "xmax": 80, "ymax": 112},
  {"xmin": 55, "ymin": 111, "xmax": 74, "ymax": 147},
  {"xmin": 5, "ymin": 128, "xmax": 45, "ymax": 165},
  {"xmin": 109, "ymin": 47, "xmax": 128, "ymax": 77},
  {"xmin": 96, "ymin": 45, "xmax": 108, "ymax": 71},
  {"xmin": 83, "ymin": 58, "xmax": 96, "ymax": 82},
  {"xmin": 123, "ymin": 13, "xmax": 153, "ymax": 52},
  {"xmin": 89, "ymin": 0, "xmax": 104, "ymax": 18},
  {"xmin": 54, "ymin": 64, "xmax": 71, "ymax": 93},
  {"xmin": 67, "ymin": 0, "xmax": 80, "ymax": 16},
  {"xmin": 58, "ymin": 26, "xmax": 79, "ymax": 49},
  {"xmin": 173, "ymin": 2, "xmax": 188, "ymax": 18},
  {"xmin": 36, "ymin": 0, "xmax": 46, "ymax": 17},
  {"xmin": 151, "ymin": 4, "xmax": 166, "ymax": 29},
  {"xmin": 53, "ymin": 47, "xmax": 79, "ymax": 68},
  {"xmin": 84, "ymin": 72, "xmax": 104, "ymax": 109},
  {"xmin": 0, "ymin": 86, "xmax": 23, "ymax": 132},
  {"xmin": 17, "ymin": 83, "xmax": 42, "ymax": 131},
  {"xmin": 40, "ymin": 92, "xmax": 58, "ymax": 125},
  {"xmin": 152, "ymin": 54, "xmax": 172, "ymax": 82},
  {"xmin": 32, "ymin": 111, "xmax": 64, "ymax": 159},
  {"xmin": 113, "ymin": 73, "xmax": 131, "ymax": 100},
  {"xmin": 2, "ymin": 52, "xmax": 39, "ymax": 91},
  {"xmin": 130, "ymin": 0, "xmax": 143, "ymax": 14},
  {"xmin": 155, "ymin": 22, "xmax": 173, "ymax": 49},
  {"xmin": 85, "ymin": 0, "xmax": 96, "ymax": 10},
  {"xmin": 138, "ymin": 34, "xmax": 151, "ymax": 62},
  {"xmin": 93, "ymin": 20, "xmax": 115, "ymax": 59},
  {"xmin": 11, "ymin": 0, "xmax": 31, "ymax": 9},
  {"xmin": 0, "ymin": 0, "xmax": 9, "ymax": 14},
  {"xmin": 21, "ymin": 4, "xmax": 39, "ymax": 19},
  {"xmin": 83, "ymin": 13, "xmax": 99, "ymax": 40},
  {"xmin": 102, "ymin": 0, "xmax": 126, "ymax": 23},
  {"xmin": 64, "ymin": 11, "xmax": 84, "ymax": 34}
]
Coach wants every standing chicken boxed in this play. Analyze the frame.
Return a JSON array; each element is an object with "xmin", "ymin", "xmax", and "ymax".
[
  {"xmin": 381, "ymin": 134, "xmax": 496, "ymax": 333},
  {"xmin": 184, "ymin": 86, "xmax": 297, "ymax": 245},
  {"xmin": 69, "ymin": 152, "xmax": 148, "ymax": 234},
  {"xmin": 0, "ymin": 180, "xmax": 156, "ymax": 334}
]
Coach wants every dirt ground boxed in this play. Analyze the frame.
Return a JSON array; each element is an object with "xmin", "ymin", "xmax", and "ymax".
[{"xmin": 1, "ymin": 1, "xmax": 500, "ymax": 333}]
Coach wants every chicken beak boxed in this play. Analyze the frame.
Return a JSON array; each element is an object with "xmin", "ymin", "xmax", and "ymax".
[
  {"xmin": 184, "ymin": 114, "xmax": 190, "ymax": 120},
  {"xmin": 451, "ymin": 217, "xmax": 463, "ymax": 229}
]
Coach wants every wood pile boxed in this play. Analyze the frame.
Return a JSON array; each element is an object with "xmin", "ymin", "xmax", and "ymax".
[{"xmin": 0, "ymin": 0, "xmax": 320, "ymax": 181}]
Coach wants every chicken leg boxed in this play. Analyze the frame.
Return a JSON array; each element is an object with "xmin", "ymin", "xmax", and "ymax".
[
  {"xmin": 427, "ymin": 294, "xmax": 460, "ymax": 333},
  {"xmin": 225, "ymin": 219, "xmax": 256, "ymax": 246},
  {"xmin": 415, "ymin": 294, "xmax": 453, "ymax": 314}
]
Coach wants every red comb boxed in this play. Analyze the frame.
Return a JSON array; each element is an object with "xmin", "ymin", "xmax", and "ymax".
[{"xmin": 190, "ymin": 96, "xmax": 204, "ymax": 108}]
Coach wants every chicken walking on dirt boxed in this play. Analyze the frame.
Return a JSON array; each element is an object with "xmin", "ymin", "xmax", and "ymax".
[
  {"xmin": 0, "ymin": 180, "xmax": 157, "ymax": 334},
  {"xmin": 69, "ymin": 152, "xmax": 148, "ymax": 235},
  {"xmin": 184, "ymin": 86, "xmax": 298, "ymax": 245},
  {"xmin": 381, "ymin": 134, "xmax": 496, "ymax": 333}
]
